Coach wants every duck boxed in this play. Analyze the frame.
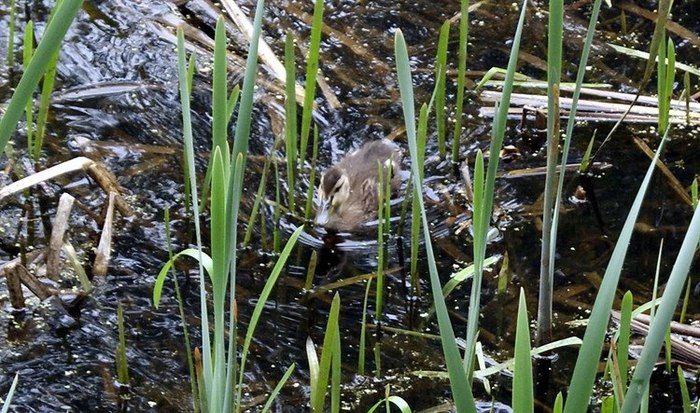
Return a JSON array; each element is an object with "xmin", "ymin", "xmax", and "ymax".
[{"xmin": 315, "ymin": 140, "xmax": 402, "ymax": 232}]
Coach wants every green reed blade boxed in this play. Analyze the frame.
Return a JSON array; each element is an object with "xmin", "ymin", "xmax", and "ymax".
[
  {"xmin": 617, "ymin": 291, "xmax": 632, "ymax": 394},
  {"xmin": 358, "ymin": 277, "xmax": 373, "ymax": 375},
  {"xmin": 163, "ymin": 208, "xmax": 199, "ymax": 413},
  {"xmin": 679, "ymin": 275, "xmax": 692, "ymax": 323},
  {"xmin": 367, "ymin": 395, "xmax": 412, "ymax": 413},
  {"xmin": 376, "ymin": 161, "xmax": 386, "ymax": 319},
  {"xmin": 226, "ymin": 85, "xmax": 240, "ymax": 125},
  {"xmin": 299, "ymin": 0, "xmax": 324, "ymax": 170},
  {"xmin": 684, "ymin": 71, "xmax": 691, "ymax": 125},
  {"xmin": 536, "ymin": 0, "xmax": 563, "ymax": 344},
  {"xmin": 0, "ymin": 0, "xmax": 83, "ymax": 153},
  {"xmin": 304, "ymin": 125, "xmax": 320, "ymax": 221},
  {"xmin": 395, "ymin": 29, "xmax": 476, "ymax": 413},
  {"xmin": 678, "ymin": 366, "xmax": 691, "ymax": 413},
  {"xmin": 260, "ymin": 363, "xmax": 296, "ymax": 413},
  {"xmin": 311, "ymin": 292, "xmax": 340, "ymax": 412},
  {"xmin": 640, "ymin": 0, "xmax": 672, "ymax": 87},
  {"xmin": 116, "ymin": 303, "xmax": 130, "ymax": 385},
  {"xmin": 512, "ymin": 288, "xmax": 533, "ymax": 412},
  {"xmin": 621, "ymin": 202, "xmax": 700, "ymax": 412},
  {"xmin": 243, "ymin": 155, "xmax": 271, "ymax": 247},
  {"xmin": 22, "ymin": 22, "xmax": 34, "ymax": 153},
  {"xmin": 6, "ymin": 0, "xmax": 16, "ymax": 67},
  {"xmin": 273, "ymin": 158, "xmax": 281, "ymax": 253},
  {"xmin": 435, "ymin": 20, "xmax": 449, "ymax": 158},
  {"xmin": 237, "ymin": 226, "xmax": 303, "ymax": 406},
  {"xmin": 410, "ymin": 103, "xmax": 428, "ymax": 283},
  {"xmin": 212, "ymin": 17, "xmax": 229, "ymax": 169},
  {"xmin": 330, "ymin": 316, "xmax": 341, "ymax": 413},
  {"xmin": 468, "ymin": 0, "xmax": 527, "ymax": 380},
  {"xmin": 564, "ymin": 131, "xmax": 668, "ymax": 413},
  {"xmin": 182, "ymin": 53, "xmax": 197, "ymax": 214},
  {"xmin": 174, "ymin": 27, "xmax": 212, "ymax": 402},
  {"xmin": 284, "ymin": 32, "xmax": 298, "ymax": 213},
  {"xmin": 451, "ymin": 0, "xmax": 469, "ymax": 164},
  {"xmin": 34, "ymin": 0, "xmax": 64, "ymax": 160}
]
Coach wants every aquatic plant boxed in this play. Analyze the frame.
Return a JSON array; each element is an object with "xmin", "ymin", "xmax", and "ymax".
[
  {"xmin": 153, "ymin": 5, "xmax": 302, "ymax": 412},
  {"xmin": 0, "ymin": 0, "xmax": 83, "ymax": 153}
]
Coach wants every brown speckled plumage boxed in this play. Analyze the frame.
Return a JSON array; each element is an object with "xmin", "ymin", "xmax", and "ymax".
[{"xmin": 315, "ymin": 141, "xmax": 402, "ymax": 232}]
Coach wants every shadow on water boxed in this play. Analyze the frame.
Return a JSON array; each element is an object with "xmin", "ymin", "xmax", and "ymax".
[{"xmin": 1, "ymin": 0, "xmax": 699, "ymax": 411}]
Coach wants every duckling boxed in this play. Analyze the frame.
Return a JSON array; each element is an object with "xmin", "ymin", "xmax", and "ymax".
[{"xmin": 315, "ymin": 140, "xmax": 402, "ymax": 232}]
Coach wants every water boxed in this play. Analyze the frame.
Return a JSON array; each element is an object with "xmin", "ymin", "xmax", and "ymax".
[{"xmin": 1, "ymin": 0, "xmax": 699, "ymax": 411}]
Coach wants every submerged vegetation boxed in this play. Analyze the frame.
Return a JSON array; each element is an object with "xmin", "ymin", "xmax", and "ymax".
[{"xmin": 0, "ymin": 0, "xmax": 699, "ymax": 412}]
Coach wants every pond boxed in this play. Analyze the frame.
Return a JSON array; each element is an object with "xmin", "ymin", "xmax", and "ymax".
[{"xmin": 0, "ymin": 0, "xmax": 699, "ymax": 411}]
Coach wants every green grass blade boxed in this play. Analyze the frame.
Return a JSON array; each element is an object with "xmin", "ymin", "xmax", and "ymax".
[
  {"xmin": 311, "ymin": 292, "xmax": 340, "ymax": 412},
  {"xmin": 212, "ymin": 16, "xmax": 229, "ymax": 167},
  {"xmin": 435, "ymin": 20, "xmax": 449, "ymax": 158},
  {"xmin": 0, "ymin": 0, "xmax": 84, "ymax": 152},
  {"xmin": 304, "ymin": 125, "xmax": 320, "ymax": 221},
  {"xmin": 564, "ymin": 131, "xmax": 669, "ymax": 413},
  {"xmin": 536, "ymin": 0, "xmax": 563, "ymax": 343},
  {"xmin": 330, "ymin": 317, "xmax": 341, "ymax": 413},
  {"xmin": 34, "ymin": 29, "xmax": 61, "ymax": 160},
  {"xmin": 395, "ymin": 29, "xmax": 475, "ymax": 413},
  {"xmin": 451, "ymin": 0, "xmax": 469, "ymax": 164},
  {"xmin": 358, "ymin": 277, "xmax": 373, "ymax": 375},
  {"xmin": 237, "ymin": 226, "xmax": 303, "ymax": 406},
  {"xmin": 260, "ymin": 363, "xmax": 296, "ymax": 413},
  {"xmin": 468, "ymin": 0, "xmax": 527, "ymax": 378},
  {"xmin": 22, "ymin": 21, "xmax": 34, "ymax": 153},
  {"xmin": 617, "ymin": 291, "xmax": 632, "ymax": 393},
  {"xmin": 284, "ymin": 31, "xmax": 298, "ymax": 213},
  {"xmin": 299, "ymin": 0, "xmax": 324, "ymax": 169},
  {"xmin": 621, "ymin": 198, "xmax": 700, "ymax": 412},
  {"xmin": 678, "ymin": 366, "xmax": 691, "ymax": 413},
  {"xmin": 6, "ymin": 0, "xmax": 16, "ymax": 67},
  {"xmin": 640, "ymin": 0, "xmax": 672, "ymax": 87},
  {"xmin": 513, "ymin": 288, "xmax": 533, "ymax": 412}
]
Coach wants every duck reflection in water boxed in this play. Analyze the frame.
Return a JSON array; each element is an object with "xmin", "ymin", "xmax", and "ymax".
[{"xmin": 312, "ymin": 140, "xmax": 403, "ymax": 279}]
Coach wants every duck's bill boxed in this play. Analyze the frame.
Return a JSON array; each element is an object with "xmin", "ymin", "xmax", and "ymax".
[{"xmin": 315, "ymin": 200, "xmax": 331, "ymax": 226}]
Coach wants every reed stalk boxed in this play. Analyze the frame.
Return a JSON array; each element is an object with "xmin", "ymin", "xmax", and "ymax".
[
  {"xmin": 0, "ymin": 0, "xmax": 84, "ymax": 152},
  {"xmin": 299, "ymin": 0, "xmax": 324, "ymax": 170},
  {"xmin": 284, "ymin": 32, "xmax": 297, "ymax": 213},
  {"xmin": 451, "ymin": 0, "xmax": 469, "ymax": 164}
]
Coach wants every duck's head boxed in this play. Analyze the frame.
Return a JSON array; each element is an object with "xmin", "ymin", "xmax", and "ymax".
[{"xmin": 315, "ymin": 166, "xmax": 350, "ymax": 228}]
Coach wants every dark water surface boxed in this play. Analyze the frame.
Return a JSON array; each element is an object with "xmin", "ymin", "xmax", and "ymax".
[{"xmin": 1, "ymin": 0, "xmax": 699, "ymax": 411}]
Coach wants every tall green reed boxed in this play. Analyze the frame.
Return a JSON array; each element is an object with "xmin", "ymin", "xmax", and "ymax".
[
  {"xmin": 657, "ymin": 37, "xmax": 675, "ymax": 135},
  {"xmin": 395, "ymin": 29, "xmax": 476, "ymax": 412},
  {"xmin": 435, "ymin": 21, "xmax": 449, "ymax": 158},
  {"xmin": 466, "ymin": 0, "xmax": 527, "ymax": 379},
  {"xmin": 298, "ymin": 0, "xmax": 324, "ymax": 171},
  {"xmin": 6, "ymin": 0, "xmax": 16, "ymax": 67},
  {"xmin": 22, "ymin": 22, "xmax": 34, "ymax": 153},
  {"xmin": 536, "ymin": 0, "xmax": 563, "ymax": 344},
  {"xmin": 153, "ymin": 5, "xmax": 302, "ymax": 411},
  {"xmin": 451, "ymin": 0, "xmax": 469, "ymax": 164},
  {"xmin": 0, "ymin": 0, "xmax": 83, "ymax": 153},
  {"xmin": 284, "ymin": 31, "xmax": 297, "ymax": 213}
]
